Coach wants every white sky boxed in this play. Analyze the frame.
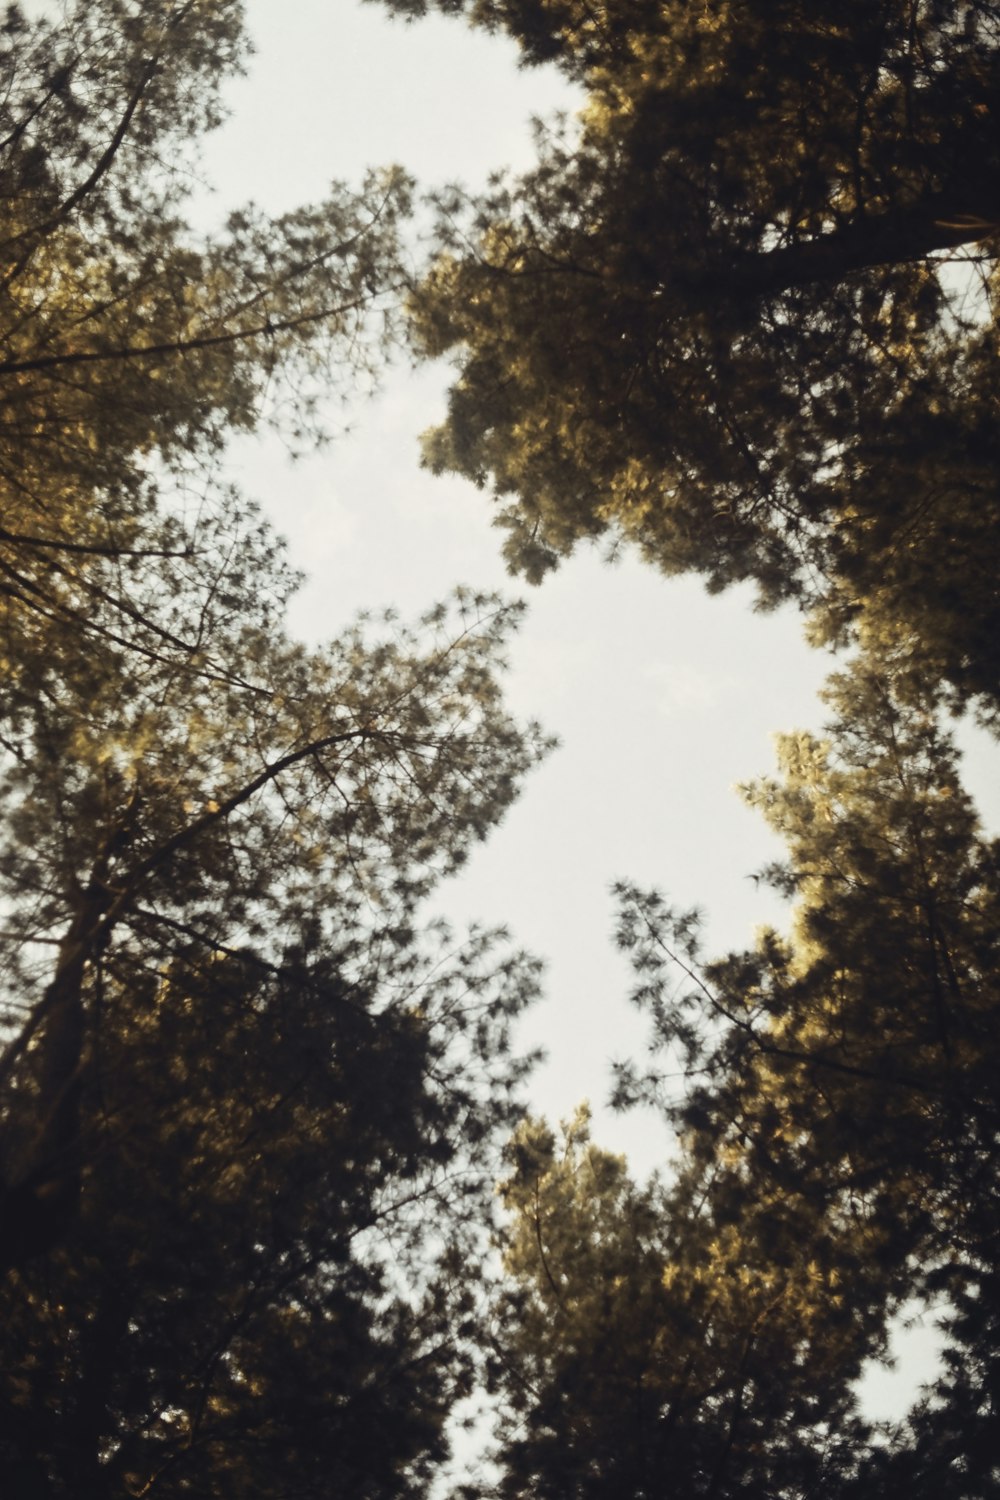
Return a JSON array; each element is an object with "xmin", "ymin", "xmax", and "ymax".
[
  {"xmin": 189, "ymin": 0, "xmax": 1000, "ymax": 1425},
  {"xmin": 196, "ymin": 0, "xmax": 832, "ymax": 1155}
]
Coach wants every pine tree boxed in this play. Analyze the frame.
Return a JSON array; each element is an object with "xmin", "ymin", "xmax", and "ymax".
[
  {"xmin": 376, "ymin": 0, "xmax": 1000, "ymax": 721},
  {"xmin": 611, "ymin": 643, "xmax": 1000, "ymax": 1494},
  {"xmin": 0, "ymin": 470, "xmax": 550, "ymax": 1493},
  {"xmin": 0, "ymin": 0, "xmax": 410, "ymax": 666},
  {"xmin": 0, "ymin": 6, "xmax": 551, "ymax": 1493}
]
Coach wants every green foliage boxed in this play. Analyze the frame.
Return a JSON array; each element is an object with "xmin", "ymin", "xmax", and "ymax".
[
  {"xmin": 0, "ymin": 5, "xmax": 551, "ymax": 1495},
  {"xmin": 617, "ymin": 644, "xmax": 1000, "ymax": 1268},
  {"xmin": 376, "ymin": 0, "xmax": 1000, "ymax": 721},
  {"xmin": 1, "ymin": 929, "xmax": 539, "ymax": 1498},
  {"xmin": 4, "ymin": 2, "xmax": 999, "ymax": 1494},
  {"xmin": 0, "ymin": 476, "xmax": 550, "ymax": 1492},
  {"xmin": 478, "ymin": 642, "xmax": 999, "ymax": 1498},
  {"xmin": 608, "ymin": 645, "xmax": 1000, "ymax": 1494},
  {"xmin": 481, "ymin": 1107, "xmax": 873, "ymax": 1500},
  {"xmin": 374, "ymin": 4, "xmax": 1000, "ymax": 1490},
  {"xmin": 0, "ymin": 0, "xmax": 411, "ymax": 683}
]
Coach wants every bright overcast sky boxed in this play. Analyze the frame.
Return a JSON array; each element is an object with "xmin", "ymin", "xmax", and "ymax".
[
  {"xmin": 184, "ymin": 0, "xmax": 1000, "ymax": 1420},
  {"xmin": 194, "ymin": 0, "xmax": 831, "ymax": 1149}
]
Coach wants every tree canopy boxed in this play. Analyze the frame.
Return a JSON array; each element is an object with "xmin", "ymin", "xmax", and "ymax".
[
  {"xmin": 481, "ymin": 1106, "xmax": 872, "ymax": 1500},
  {"xmin": 376, "ymin": 0, "xmax": 1000, "ymax": 723},
  {"xmin": 0, "ymin": 0, "xmax": 410, "ymax": 685},
  {"xmin": 478, "ymin": 644, "xmax": 1000, "ymax": 1498},
  {"xmin": 0, "ymin": 4, "xmax": 550, "ymax": 1495},
  {"xmin": 0, "ymin": 500, "xmax": 548, "ymax": 1490},
  {"xmin": 620, "ymin": 648, "xmax": 1000, "ymax": 1494},
  {"xmin": 3, "ymin": 1, "xmax": 1000, "ymax": 1495}
]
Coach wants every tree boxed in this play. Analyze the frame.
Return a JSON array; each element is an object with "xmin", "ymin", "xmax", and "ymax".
[
  {"xmin": 375, "ymin": 0, "xmax": 1000, "ymax": 721},
  {"xmin": 0, "ymin": 0, "xmax": 410, "ymax": 669},
  {"xmin": 0, "ymin": 927, "xmax": 541, "ymax": 1498},
  {"xmin": 610, "ymin": 641, "xmax": 1000, "ymax": 1495},
  {"xmin": 480, "ymin": 1106, "xmax": 874, "ymax": 1500},
  {"xmin": 471, "ymin": 643, "xmax": 999, "ymax": 1500},
  {"xmin": 0, "ymin": 487, "xmax": 549, "ymax": 1495},
  {"xmin": 0, "ymin": 481, "xmax": 547, "ymax": 1254},
  {"xmin": 0, "ymin": 5, "xmax": 553, "ymax": 1493}
]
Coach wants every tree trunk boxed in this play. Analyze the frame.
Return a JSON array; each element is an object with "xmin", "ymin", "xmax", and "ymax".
[
  {"xmin": 0, "ymin": 892, "xmax": 106, "ymax": 1272},
  {"xmin": 718, "ymin": 192, "xmax": 999, "ymax": 301}
]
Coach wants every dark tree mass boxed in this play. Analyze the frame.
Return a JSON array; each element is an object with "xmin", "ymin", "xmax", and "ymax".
[{"xmin": 2, "ymin": 0, "xmax": 1000, "ymax": 1497}]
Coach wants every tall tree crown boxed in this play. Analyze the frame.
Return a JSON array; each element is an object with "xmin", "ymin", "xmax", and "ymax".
[
  {"xmin": 377, "ymin": 0, "xmax": 1000, "ymax": 721},
  {"xmin": 0, "ymin": 6, "xmax": 550, "ymax": 1493}
]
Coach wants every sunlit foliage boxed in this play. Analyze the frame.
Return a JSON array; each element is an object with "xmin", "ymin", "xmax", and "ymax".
[{"xmin": 377, "ymin": 0, "xmax": 1000, "ymax": 723}]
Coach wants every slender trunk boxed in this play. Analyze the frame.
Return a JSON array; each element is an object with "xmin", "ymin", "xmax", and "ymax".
[
  {"xmin": 0, "ymin": 887, "xmax": 108, "ymax": 1272},
  {"xmin": 61, "ymin": 1289, "xmax": 131, "ymax": 1500}
]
